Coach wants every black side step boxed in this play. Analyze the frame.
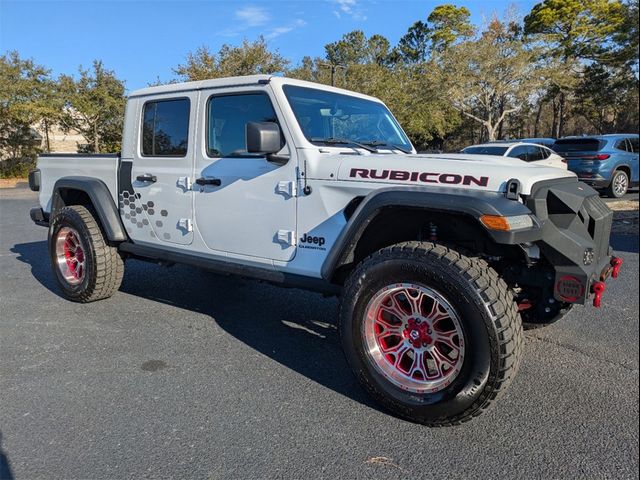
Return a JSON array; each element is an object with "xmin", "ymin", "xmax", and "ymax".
[{"xmin": 119, "ymin": 242, "xmax": 341, "ymax": 295}]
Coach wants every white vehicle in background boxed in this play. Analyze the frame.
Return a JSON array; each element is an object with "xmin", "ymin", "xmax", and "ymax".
[{"xmin": 462, "ymin": 142, "xmax": 567, "ymax": 169}]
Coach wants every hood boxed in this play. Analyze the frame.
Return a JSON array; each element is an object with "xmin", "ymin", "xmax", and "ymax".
[{"xmin": 334, "ymin": 153, "xmax": 576, "ymax": 195}]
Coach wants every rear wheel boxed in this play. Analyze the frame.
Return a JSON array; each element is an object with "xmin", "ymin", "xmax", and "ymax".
[
  {"xmin": 339, "ymin": 241, "xmax": 524, "ymax": 426},
  {"xmin": 49, "ymin": 205, "xmax": 124, "ymax": 302},
  {"xmin": 606, "ymin": 170, "xmax": 629, "ymax": 198}
]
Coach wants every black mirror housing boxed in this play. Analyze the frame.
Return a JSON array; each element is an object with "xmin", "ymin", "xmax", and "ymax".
[{"xmin": 246, "ymin": 122, "xmax": 282, "ymax": 154}]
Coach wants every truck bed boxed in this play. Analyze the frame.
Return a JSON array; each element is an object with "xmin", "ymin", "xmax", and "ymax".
[{"xmin": 36, "ymin": 153, "xmax": 121, "ymax": 214}]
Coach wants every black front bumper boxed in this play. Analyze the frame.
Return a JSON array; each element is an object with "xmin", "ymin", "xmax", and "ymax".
[{"xmin": 525, "ymin": 179, "xmax": 618, "ymax": 305}]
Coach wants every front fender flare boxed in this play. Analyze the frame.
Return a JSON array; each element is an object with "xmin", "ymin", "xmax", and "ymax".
[
  {"xmin": 321, "ymin": 186, "xmax": 541, "ymax": 281},
  {"xmin": 51, "ymin": 176, "xmax": 127, "ymax": 242}
]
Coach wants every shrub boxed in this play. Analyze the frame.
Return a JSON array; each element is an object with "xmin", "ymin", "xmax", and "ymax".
[{"xmin": 0, "ymin": 156, "xmax": 37, "ymax": 179}]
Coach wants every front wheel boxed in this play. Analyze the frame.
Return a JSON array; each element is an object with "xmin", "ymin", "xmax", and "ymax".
[
  {"xmin": 339, "ymin": 242, "xmax": 524, "ymax": 426},
  {"xmin": 49, "ymin": 205, "xmax": 124, "ymax": 302}
]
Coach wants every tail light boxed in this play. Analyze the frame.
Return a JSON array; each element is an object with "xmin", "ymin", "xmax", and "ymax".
[{"xmin": 595, "ymin": 154, "xmax": 610, "ymax": 160}]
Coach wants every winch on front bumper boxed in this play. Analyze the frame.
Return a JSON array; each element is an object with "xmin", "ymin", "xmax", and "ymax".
[{"xmin": 525, "ymin": 179, "xmax": 621, "ymax": 307}]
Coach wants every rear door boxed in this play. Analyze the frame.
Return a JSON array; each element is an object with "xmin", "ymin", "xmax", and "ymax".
[{"xmin": 123, "ymin": 94, "xmax": 196, "ymax": 245}]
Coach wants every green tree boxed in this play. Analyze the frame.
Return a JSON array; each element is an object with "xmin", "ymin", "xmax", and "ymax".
[
  {"xmin": 524, "ymin": 0, "xmax": 626, "ymax": 62},
  {"xmin": 442, "ymin": 18, "xmax": 537, "ymax": 141},
  {"xmin": 174, "ymin": 37, "xmax": 289, "ymax": 81},
  {"xmin": 59, "ymin": 61, "xmax": 126, "ymax": 153},
  {"xmin": 613, "ymin": 0, "xmax": 639, "ymax": 69},
  {"xmin": 574, "ymin": 63, "xmax": 639, "ymax": 132},
  {"xmin": 523, "ymin": 0, "xmax": 629, "ymax": 136},
  {"xmin": 428, "ymin": 4, "xmax": 474, "ymax": 52},
  {"xmin": 0, "ymin": 51, "xmax": 57, "ymax": 161},
  {"xmin": 396, "ymin": 21, "xmax": 431, "ymax": 63}
]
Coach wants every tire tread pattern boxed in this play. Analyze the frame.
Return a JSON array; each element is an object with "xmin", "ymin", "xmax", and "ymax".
[
  {"xmin": 52, "ymin": 205, "xmax": 124, "ymax": 302},
  {"xmin": 340, "ymin": 241, "xmax": 524, "ymax": 426}
]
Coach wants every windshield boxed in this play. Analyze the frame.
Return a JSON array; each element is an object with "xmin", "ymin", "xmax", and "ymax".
[
  {"xmin": 282, "ymin": 85, "xmax": 412, "ymax": 152},
  {"xmin": 461, "ymin": 146, "xmax": 509, "ymax": 155}
]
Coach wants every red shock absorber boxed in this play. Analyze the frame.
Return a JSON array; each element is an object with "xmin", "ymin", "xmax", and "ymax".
[
  {"xmin": 591, "ymin": 281, "xmax": 606, "ymax": 308},
  {"xmin": 610, "ymin": 257, "xmax": 623, "ymax": 279}
]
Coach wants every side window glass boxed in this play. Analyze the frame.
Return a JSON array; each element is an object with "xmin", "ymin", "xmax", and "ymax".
[
  {"xmin": 625, "ymin": 139, "xmax": 633, "ymax": 153},
  {"xmin": 542, "ymin": 147, "xmax": 553, "ymax": 159},
  {"xmin": 207, "ymin": 93, "xmax": 279, "ymax": 157},
  {"xmin": 508, "ymin": 146, "xmax": 527, "ymax": 160},
  {"xmin": 629, "ymin": 138, "xmax": 639, "ymax": 153},
  {"xmin": 615, "ymin": 139, "xmax": 628, "ymax": 152},
  {"xmin": 142, "ymin": 99, "xmax": 190, "ymax": 156},
  {"xmin": 536, "ymin": 147, "xmax": 549, "ymax": 160},
  {"xmin": 524, "ymin": 146, "xmax": 538, "ymax": 161}
]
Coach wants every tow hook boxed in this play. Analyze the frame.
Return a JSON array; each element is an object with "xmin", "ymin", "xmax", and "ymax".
[
  {"xmin": 611, "ymin": 257, "xmax": 623, "ymax": 278},
  {"xmin": 592, "ymin": 281, "xmax": 606, "ymax": 308}
]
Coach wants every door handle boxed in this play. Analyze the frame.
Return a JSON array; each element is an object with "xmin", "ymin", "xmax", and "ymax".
[
  {"xmin": 195, "ymin": 177, "xmax": 222, "ymax": 186},
  {"xmin": 136, "ymin": 174, "xmax": 157, "ymax": 183}
]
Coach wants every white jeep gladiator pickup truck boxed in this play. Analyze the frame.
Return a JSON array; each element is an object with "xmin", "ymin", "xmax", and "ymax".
[{"xmin": 29, "ymin": 75, "xmax": 622, "ymax": 426}]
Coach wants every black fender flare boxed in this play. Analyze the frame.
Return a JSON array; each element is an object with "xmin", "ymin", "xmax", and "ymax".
[
  {"xmin": 321, "ymin": 186, "xmax": 541, "ymax": 281},
  {"xmin": 51, "ymin": 176, "xmax": 127, "ymax": 242}
]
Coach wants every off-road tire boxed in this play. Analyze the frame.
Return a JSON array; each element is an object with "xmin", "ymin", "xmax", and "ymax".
[
  {"xmin": 48, "ymin": 205, "xmax": 124, "ymax": 302},
  {"xmin": 339, "ymin": 241, "xmax": 524, "ymax": 426},
  {"xmin": 606, "ymin": 169, "xmax": 629, "ymax": 198}
]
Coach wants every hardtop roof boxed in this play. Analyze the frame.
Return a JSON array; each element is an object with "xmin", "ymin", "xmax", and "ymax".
[{"xmin": 127, "ymin": 74, "xmax": 382, "ymax": 103}]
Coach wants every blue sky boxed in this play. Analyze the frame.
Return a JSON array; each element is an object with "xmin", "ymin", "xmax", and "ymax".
[{"xmin": 1, "ymin": 0, "xmax": 537, "ymax": 92}]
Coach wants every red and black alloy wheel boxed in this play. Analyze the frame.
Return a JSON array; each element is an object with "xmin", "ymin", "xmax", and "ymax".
[
  {"xmin": 48, "ymin": 205, "xmax": 124, "ymax": 303},
  {"xmin": 339, "ymin": 241, "xmax": 524, "ymax": 426}
]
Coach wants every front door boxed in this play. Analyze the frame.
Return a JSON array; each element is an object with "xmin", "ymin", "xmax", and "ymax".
[
  {"xmin": 193, "ymin": 89, "xmax": 297, "ymax": 262},
  {"xmin": 123, "ymin": 94, "xmax": 196, "ymax": 245}
]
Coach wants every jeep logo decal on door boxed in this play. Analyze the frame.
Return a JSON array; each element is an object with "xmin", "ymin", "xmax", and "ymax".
[{"xmin": 299, "ymin": 233, "xmax": 326, "ymax": 250}]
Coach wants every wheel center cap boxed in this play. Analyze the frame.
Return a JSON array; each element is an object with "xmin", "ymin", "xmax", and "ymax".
[{"xmin": 404, "ymin": 318, "xmax": 433, "ymax": 347}]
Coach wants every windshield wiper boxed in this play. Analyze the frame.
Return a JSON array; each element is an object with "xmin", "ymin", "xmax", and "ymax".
[
  {"xmin": 310, "ymin": 137, "xmax": 378, "ymax": 153},
  {"xmin": 361, "ymin": 140, "xmax": 412, "ymax": 154}
]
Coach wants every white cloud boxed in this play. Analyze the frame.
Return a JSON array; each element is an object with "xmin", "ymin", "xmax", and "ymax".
[
  {"xmin": 235, "ymin": 6, "xmax": 270, "ymax": 27},
  {"xmin": 265, "ymin": 19, "xmax": 307, "ymax": 40},
  {"xmin": 332, "ymin": 0, "xmax": 366, "ymax": 21},
  {"xmin": 218, "ymin": 5, "xmax": 306, "ymax": 39}
]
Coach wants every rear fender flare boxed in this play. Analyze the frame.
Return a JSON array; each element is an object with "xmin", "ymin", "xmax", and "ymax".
[{"xmin": 51, "ymin": 176, "xmax": 127, "ymax": 242}]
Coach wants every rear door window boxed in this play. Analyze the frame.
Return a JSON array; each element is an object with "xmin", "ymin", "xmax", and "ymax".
[
  {"xmin": 615, "ymin": 139, "xmax": 630, "ymax": 152},
  {"xmin": 527, "ymin": 146, "xmax": 544, "ymax": 161},
  {"xmin": 629, "ymin": 137, "xmax": 639, "ymax": 153},
  {"xmin": 508, "ymin": 146, "xmax": 528, "ymax": 160},
  {"xmin": 142, "ymin": 98, "xmax": 190, "ymax": 157}
]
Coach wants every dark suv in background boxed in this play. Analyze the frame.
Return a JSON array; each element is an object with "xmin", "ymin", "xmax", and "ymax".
[{"xmin": 552, "ymin": 134, "xmax": 639, "ymax": 197}]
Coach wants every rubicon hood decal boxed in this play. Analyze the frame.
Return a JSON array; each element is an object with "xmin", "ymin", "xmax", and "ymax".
[
  {"xmin": 350, "ymin": 168, "xmax": 488, "ymax": 187},
  {"xmin": 332, "ymin": 153, "xmax": 577, "ymax": 195}
]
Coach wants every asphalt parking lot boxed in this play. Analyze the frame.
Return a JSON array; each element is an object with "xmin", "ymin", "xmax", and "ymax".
[{"xmin": 1, "ymin": 186, "xmax": 638, "ymax": 479}]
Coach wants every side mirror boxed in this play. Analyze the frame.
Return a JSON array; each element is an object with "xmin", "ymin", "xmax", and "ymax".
[{"xmin": 246, "ymin": 122, "xmax": 282, "ymax": 155}]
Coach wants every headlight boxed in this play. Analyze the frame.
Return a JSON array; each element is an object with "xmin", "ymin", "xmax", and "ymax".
[{"xmin": 479, "ymin": 214, "xmax": 535, "ymax": 232}]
